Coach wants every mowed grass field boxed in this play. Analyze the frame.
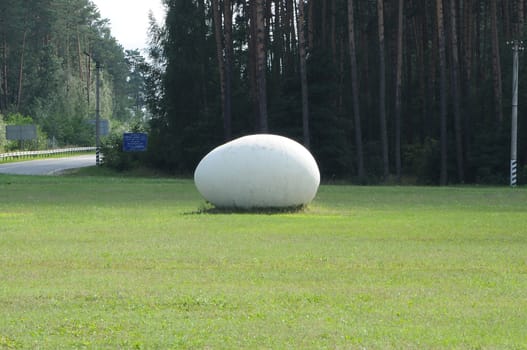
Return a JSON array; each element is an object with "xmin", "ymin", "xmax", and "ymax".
[{"xmin": 1, "ymin": 173, "xmax": 526, "ymax": 349}]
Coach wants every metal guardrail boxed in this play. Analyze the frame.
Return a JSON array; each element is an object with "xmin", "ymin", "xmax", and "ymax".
[{"xmin": 0, "ymin": 147, "xmax": 95, "ymax": 162}]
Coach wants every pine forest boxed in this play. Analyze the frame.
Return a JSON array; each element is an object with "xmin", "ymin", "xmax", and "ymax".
[{"xmin": 2, "ymin": 0, "xmax": 527, "ymax": 185}]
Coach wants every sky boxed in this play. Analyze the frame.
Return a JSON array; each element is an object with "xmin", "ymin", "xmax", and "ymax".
[{"xmin": 90, "ymin": 0, "xmax": 166, "ymax": 51}]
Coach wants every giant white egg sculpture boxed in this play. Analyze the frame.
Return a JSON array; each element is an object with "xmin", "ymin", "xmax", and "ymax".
[{"xmin": 194, "ymin": 134, "xmax": 320, "ymax": 209}]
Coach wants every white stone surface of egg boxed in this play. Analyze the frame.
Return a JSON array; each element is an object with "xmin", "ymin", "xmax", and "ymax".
[{"xmin": 194, "ymin": 134, "xmax": 320, "ymax": 209}]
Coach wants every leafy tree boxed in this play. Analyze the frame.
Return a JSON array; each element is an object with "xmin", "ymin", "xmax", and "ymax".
[
  {"xmin": 0, "ymin": 0, "xmax": 143, "ymax": 150},
  {"xmin": 125, "ymin": 49, "xmax": 148, "ymax": 122}
]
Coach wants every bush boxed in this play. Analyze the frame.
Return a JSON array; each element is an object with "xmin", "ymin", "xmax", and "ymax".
[
  {"xmin": 100, "ymin": 134, "xmax": 141, "ymax": 171},
  {"xmin": 100, "ymin": 122, "xmax": 149, "ymax": 171}
]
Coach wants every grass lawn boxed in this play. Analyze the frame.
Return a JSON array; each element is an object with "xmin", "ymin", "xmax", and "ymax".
[{"xmin": 1, "ymin": 171, "xmax": 526, "ymax": 349}]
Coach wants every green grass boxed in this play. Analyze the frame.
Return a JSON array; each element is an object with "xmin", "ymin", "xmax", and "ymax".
[{"xmin": 1, "ymin": 171, "xmax": 527, "ymax": 349}]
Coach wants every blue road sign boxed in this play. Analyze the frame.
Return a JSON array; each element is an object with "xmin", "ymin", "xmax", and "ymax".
[{"xmin": 123, "ymin": 133, "xmax": 148, "ymax": 152}]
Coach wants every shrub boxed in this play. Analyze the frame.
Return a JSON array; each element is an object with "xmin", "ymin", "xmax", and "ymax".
[
  {"xmin": 100, "ymin": 134, "xmax": 138, "ymax": 171},
  {"xmin": 100, "ymin": 123, "xmax": 149, "ymax": 171}
]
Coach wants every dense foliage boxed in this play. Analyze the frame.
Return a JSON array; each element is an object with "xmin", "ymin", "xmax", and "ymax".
[
  {"xmin": 145, "ymin": 0, "xmax": 527, "ymax": 184},
  {"xmin": 0, "ymin": 0, "xmax": 145, "ymax": 151}
]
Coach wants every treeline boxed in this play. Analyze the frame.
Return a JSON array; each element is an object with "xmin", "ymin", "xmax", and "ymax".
[
  {"xmin": 145, "ymin": 0, "xmax": 527, "ymax": 184},
  {"xmin": 0, "ymin": 0, "xmax": 145, "ymax": 150}
]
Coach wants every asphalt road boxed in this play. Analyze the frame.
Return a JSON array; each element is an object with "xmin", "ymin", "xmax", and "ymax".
[{"xmin": 0, "ymin": 155, "xmax": 96, "ymax": 175}]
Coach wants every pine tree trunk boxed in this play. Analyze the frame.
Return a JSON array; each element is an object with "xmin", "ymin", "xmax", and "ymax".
[
  {"xmin": 413, "ymin": 14, "xmax": 427, "ymax": 143},
  {"xmin": 462, "ymin": 0, "xmax": 473, "ymax": 173},
  {"xmin": 255, "ymin": 0, "xmax": 268, "ymax": 132},
  {"xmin": 463, "ymin": 0, "xmax": 472, "ymax": 84},
  {"xmin": 282, "ymin": 0, "xmax": 289, "ymax": 67},
  {"xmin": 297, "ymin": 0, "xmax": 310, "ymax": 148},
  {"xmin": 331, "ymin": 0, "xmax": 337, "ymax": 66},
  {"xmin": 426, "ymin": 0, "xmax": 438, "ymax": 140},
  {"xmin": 245, "ymin": 0, "xmax": 259, "ymax": 130},
  {"xmin": 272, "ymin": 0, "xmax": 282, "ymax": 81},
  {"xmin": 2, "ymin": 37, "xmax": 8, "ymax": 110},
  {"xmin": 284, "ymin": 0, "xmax": 296, "ymax": 75},
  {"xmin": 307, "ymin": 0, "xmax": 314, "ymax": 50},
  {"xmin": 436, "ymin": 0, "xmax": 448, "ymax": 185},
  {"xmin": 330, "ymin": 0, "xmax": 338, "ymax": 109},
  {"xmin": 266, "ymin": 0, "xmax": 272, "ymax": 46},
  {"xmin": 197, "ymin": 0, "xmax": 209, "ymax": 113},
  {"xmin": 86, "ymin": 49, "xmax": 91, "ymax": 106},
  {"xmin": 503, "ymin": 0, "xmax": 511, "ymax": 39},
  {"xmin": 77, "ymin": 30, "xmax": 83, "ymax": 80},
  {"xmin": 223, "ymin": 0, "xmax": 233, "ymax": 140},
  {"xmin": 289, "ymin": 0, "xmax": 297, "ymax": 67},
  {"xmin": 519, "ymin": 0, "xmax": 525, "ymax": 34},
  {"xmin": 211, "ymin": 0, "xmax": 227, "ymax": 137},
  {"xmin": 394, "ymin": 0, "xmax": 404, "ymax": 182},
  {"xmin": 347, "ymin": 0, "xmax": 365, "ymax": 180},
  {"xmin": 338, "ymin": 32, "xmax": 345, "ymax": 114},
  {"xmin": 321, "ymin": 0, "xmax": 327, "ymax": 47},
  {"xmin": 377, "ymin": 0, "xmax": 389, "ymax": 180},
  {"xmin": 449, "ymin": 0, "xmax": 464, "ymax": 183},
  {"xmin": 16, "ymin": 29, "xmax": 27, "ymax": 112},
  {"xmin": 490, "ymin": 0, "xmax": 503, "ymax": 123}
]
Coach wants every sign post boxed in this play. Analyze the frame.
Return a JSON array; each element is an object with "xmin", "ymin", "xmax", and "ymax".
[
  {"xmin": 84, "ymin": 51, "xmax": 102, "ymax": 166},
  {"xmin": 509, "ymin": 40, "xmax": 524, "ymax": 187},
  {"xmin": 95, "ymin": 60, "xmax": 101, "ymax": 166}
]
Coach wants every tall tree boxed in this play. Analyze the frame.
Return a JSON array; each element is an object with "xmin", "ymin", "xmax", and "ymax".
[
  {"xmin": 245, "ymin": 0, "xmax": 259, "ymax": 130},
  {"xmin": 124, "ymin": 49, "xmax": 148, "ymax": 119},
  {"xmin": 377, "ymin": 0, "xmax": 389, "ymax": 179},
  {"xmin": 297, "ymin": 0, "xmax": 310, "ymax": 148},
  {"xmin": 394, "ymin": 0, "xmax": 404, "ymax": 182},
  {"xmin": 519, "ymin": 0, "xmax": 525, "ymax": 35},
  {"xmin": 223, "ymin": 0, "xmax": 233, "ymax": 140},
  {"xmin": 449, "ymin": 0, "xmax": 464, "ymax": 182},
  {"xmin": 16, "ymin": 29, "xmax": 28, "ymax": 112},
  {"xmin": 347, "ymin": 0, "xmax": 364, "ymax": 179},
  {"xmin": 212, "ymin": 0, "xmax": 231, "ymax": 140},
  {"xmin": 271, "ymin": 0, "xmax": 282, "ymax": 82},
  {"xmin": 307, "ymin": 0, "xmax": 314, "ymax": 49},
  {"xmin": 436, "ymin": 0, "xmax": 448, "ymax": 185},
  {"xmin": 330, "ymin": 0, "xmax": 337, "ymax": 66},
  {"xmin": 490, "ymin": 0, "xmax": 503, "ymax": 123},
  {"xmin": 286, "ymin": 0, "xmax": 297, "ymax": 75},
  {"xmin": 255, "ymin": 0, "xmax": 268, "ymax": 132}
]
